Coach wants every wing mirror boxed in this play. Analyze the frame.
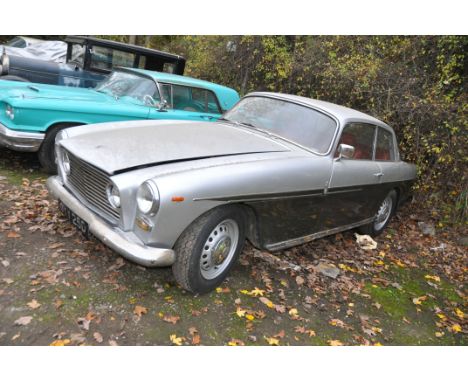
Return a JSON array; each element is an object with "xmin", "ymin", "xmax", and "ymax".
[
  {"xmin": 158, "ymin": 99, "xmax": 169, "ymax": 112},
  {"xmin": 336, "ymin": 143, "xmax": 355, "ymax": 160}
]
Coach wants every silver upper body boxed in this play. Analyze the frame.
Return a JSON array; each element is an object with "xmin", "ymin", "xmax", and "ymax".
[{"xmin": 51, "ymin": 92, "xmax": 416, "ymax": 262}]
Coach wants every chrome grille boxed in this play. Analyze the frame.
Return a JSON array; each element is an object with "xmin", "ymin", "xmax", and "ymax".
[{"xmin": 66, "ymin": 151, "xmax": 120, "ymax": 221}]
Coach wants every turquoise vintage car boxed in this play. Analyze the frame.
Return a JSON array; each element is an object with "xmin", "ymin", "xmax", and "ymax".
[{"xmin": 0, "ymin": 68, "xmax": 240, "ymax": 172}]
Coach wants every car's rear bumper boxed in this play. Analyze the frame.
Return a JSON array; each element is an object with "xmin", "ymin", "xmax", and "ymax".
[
  {"xmin": 46, "ymin": 176, "xmax": 175, "ymax": 267},
  {"xmin": 0, "ymin": 123, "xmax": 44, "ymax": 152}
]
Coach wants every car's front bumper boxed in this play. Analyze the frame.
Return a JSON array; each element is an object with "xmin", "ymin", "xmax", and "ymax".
[
  {"xmin": 46, "ymin": 176, "xmax": 175, "ymax": 267},
  {"xmin": 0, "ymin": 123, "xmax": 44, "ymax": 152}
]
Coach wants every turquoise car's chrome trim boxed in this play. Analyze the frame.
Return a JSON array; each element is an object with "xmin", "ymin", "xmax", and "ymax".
[
  {"xmin": 46, "ymin": 176, "xmax": 175, "ymax": 267},
  {"xmin": 0, "ymin": 122, "xmax": 44, "ymax": 151}
]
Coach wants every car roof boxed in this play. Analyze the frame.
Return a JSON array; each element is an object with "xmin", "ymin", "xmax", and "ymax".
[
  {"xmin": 247, "ymin": 92, "xmax": 391, "ymax": 129},
  {"xmin": 125, "ymin": 68, "xmax": 240, "ymax": 111},
  {"xmin": 65, "ymin": 35, "xmax": 185, "ymax": 62}
]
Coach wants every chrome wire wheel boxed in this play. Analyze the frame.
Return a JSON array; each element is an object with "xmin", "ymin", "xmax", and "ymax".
[
  {"xmin": 374, "ymin": 195, "xmax": 393, "ymax": 231},
  {"xmin": 200, "ymin": 219, "xmax": 240, "ymax": 280}
]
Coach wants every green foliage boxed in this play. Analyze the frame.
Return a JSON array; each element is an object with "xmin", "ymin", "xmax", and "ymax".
[{"xmin": 154, "ymin": 35, "xmax": 466, "ymax": 225}]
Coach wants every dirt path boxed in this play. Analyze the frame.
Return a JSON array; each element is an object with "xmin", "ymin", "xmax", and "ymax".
[{"xmin": 0, "ymin": 149, "xmax": 466, "ymax": 345}]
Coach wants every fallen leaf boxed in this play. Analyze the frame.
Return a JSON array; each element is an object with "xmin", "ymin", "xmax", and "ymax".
[
  {"xmin": 355, "ymin": 233, "xmax": 377, "ymax": 250},
  {"xmin": 412, "ymin": 296, "xmax": 427, "ymax": 305},
  {"xmin": 7, "ymin": 231, "xmax": 21, "ymax": 238},
  {"xmin": 328, "ymin": 339, "xmax": 343, "ymax": 346},
  {"xmin": 228, "ymin": 339, "xmax": 245, "ymax": 346},
  {"xmin": 425, "ymin": 275, "xmax": 440, "ymax": 282},
  {"xmin": 454, "ymin": 308, "xmax": 464, "ymax": 319},
  {"xmin": 2, "ymin": 278, "xmax": 14, "ymax": 285},
  {"xmin": 162, "ymin": 315, "xmax": 180, "ymax": 325},
  {"xmin": 93, "ymin": 332, "xmax": 103, "ymax": 343},
  {"xmin": 296, "ymin": 275, "xmax": 305, "ymax": 285},
  {"xmin": 329, "ymin": 319, "xmax": 345, "ymax": 328},
  {"xmin": 245, "ymin": 314, "xmax": 255, "ymax": 321},
  {"xmin": 435, "ymin": 332, "xmax": 444, "ymax": 338},
  {"xmin": 77, "ymin": 317, "xmax": 90, "ymax": 331},
  {"xmin": 264, "ymin": 336, "xmax": 279, "ymax": 345},
  {"xmin": 54, "ymin": 299, "xmax": 64, "ymax": 309},
  {"xmin": 26, "ymin": 299, "xmax": 41, "ymax": 310},
  {"xmin": 236, "ymin": 307, "xmax": 246, "ymax": 318},
  {"xmin": 14, "ymin": 316, "xmax": 33, "ymax": 326},
  {"xmin": 134, "ymin": 305, "xmax": 148, "ymax": 317},
  {"xmin": 274, "ymin": 330, "xmax": 285, "ymax": 339},
  {"xmin": 108, "ymin": 340, "xmax": 118, "ymax": 346},
  {"xmin": 49, "ymin": 339, "xmax": 71, "ymax": 346},
  {"xmin": 170, "ymin": 334, "xmax": 183, "ymax": 346},
  {"xmin": 451, "ymin": 324, "xmax": 462, "ymax": 333},
  {"xmin": 259, "ymin": 297, "xmax": 275, "ymax": 309},
  {"xmin": 249, "ymin": 287, "xmax": 265, "ymax": 297},
  {"xmin": 1, "ymin": 260, "xmax": 9, "ymax": 267}
]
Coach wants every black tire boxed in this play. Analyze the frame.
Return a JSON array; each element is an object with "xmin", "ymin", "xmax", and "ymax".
[
  {"xmin": 0, "ymin": 75, "xmax": 30, "ymax": 82},
  {"xmin": 38, "ymin": 123, "xmax": 81, "ymax": 174},
  {"xmin": 172, "ymin": 205, "xmax": 246, "ymax": 294},
  {"xmin": 359, "ymin": 189, "xmax": 398, "ymax": 237}
]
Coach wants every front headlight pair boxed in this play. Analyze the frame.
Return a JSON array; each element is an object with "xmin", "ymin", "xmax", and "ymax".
[{"xmin": 105, "ymin": 180, "xmax": 159, "ymax": 215}]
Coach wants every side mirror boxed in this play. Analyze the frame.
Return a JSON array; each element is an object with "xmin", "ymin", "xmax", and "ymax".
[
  {"xmin": 158, "ymin": 99, "xmax": 168, "ymax": 112},
  {"xmin": 336, "ymin": 143, "xmax": 355, "ymax": 160}
]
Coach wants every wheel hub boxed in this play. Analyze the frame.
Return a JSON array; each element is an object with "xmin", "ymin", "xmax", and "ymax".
[
  {"xmin": 212, "ymin": 237, "xmax": 232, "ymax": 265},
  {"xmin": 200, "ymin": 219, "xmax": 240, "ymax": 280}
]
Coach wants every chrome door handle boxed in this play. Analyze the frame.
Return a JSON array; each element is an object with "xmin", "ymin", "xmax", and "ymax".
[{"xmin": 373, "ymin": 172, "xmax": 384, "ymax": 177}]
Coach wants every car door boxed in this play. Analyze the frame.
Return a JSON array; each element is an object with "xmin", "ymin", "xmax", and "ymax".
[
  {"xmin": 374, "ymin": 126, "xmax": 401, "ymax": 186},
  {"xmin": 320, "ymin": 122, "xmax": 382, "ymax": 230},
  {"xmin": 148, "ymin": 83, "xmax": 221, "ymax": 122}
]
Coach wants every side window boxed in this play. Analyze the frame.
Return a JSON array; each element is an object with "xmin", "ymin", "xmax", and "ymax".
[
  {"xmin": 375, "ymin": 128, "xmax": 395, "ymax": 161},
  {"xmin": 337, "ymin": 123, "xmax": 375, "ymax": 160},
  {"xmin": 172, "ymin": 85, "xmax": 192, "ymax": 110},
  {"xmin": 90, "ymin": 46, "xmax": 135, "ymax": 71},
  {"xmin": 159, "ymin": 84, "xmax": 173, "ymax": 108},
  {"xmin": 70, "ymin": 43, "xmax": 85, "ymax": 66},
  {"xmin": 192, "ymin": 88, "xmax": 222, "ymax": 113}
]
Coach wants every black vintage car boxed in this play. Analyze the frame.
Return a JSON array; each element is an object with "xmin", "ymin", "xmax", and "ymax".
[{"xmin": 0, "ymin": 36, "xmax": 186, "ymax": 88}]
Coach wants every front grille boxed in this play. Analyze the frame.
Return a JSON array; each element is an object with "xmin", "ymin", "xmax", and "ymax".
[{"xmin": 66, "ymin": 151, "xmax": 120, "ymax": 222}]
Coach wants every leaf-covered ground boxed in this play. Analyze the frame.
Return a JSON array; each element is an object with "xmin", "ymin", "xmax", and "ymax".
[{"xmin": 0, "ymin": 149, "xmax": 466, "ymax": 346}]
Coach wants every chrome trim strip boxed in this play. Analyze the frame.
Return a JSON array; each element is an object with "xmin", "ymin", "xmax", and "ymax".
[
  {"xmin": 46, "ymin": 176, "xmax": 175, "ymax": 267},
  {"xmin": 0, "ymin": 123, "xmax": 44, "ymax": 152},
  {"xmin": 265, "ymin": 217, "xmax": 375, "ymax": 251}
]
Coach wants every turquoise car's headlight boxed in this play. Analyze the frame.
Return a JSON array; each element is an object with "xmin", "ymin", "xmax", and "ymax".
[{"xmin": 5, "ymin": 105, "xmax": 14, "ymax": 120}]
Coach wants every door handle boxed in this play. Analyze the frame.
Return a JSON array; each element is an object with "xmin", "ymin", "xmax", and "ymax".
[{"xmin": 373, "ymin": 172, "xmax": 384, "ymax": 178}]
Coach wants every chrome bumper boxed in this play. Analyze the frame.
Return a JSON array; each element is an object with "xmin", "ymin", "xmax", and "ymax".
[
  {"xmin": 0, "ymin": 123, "xmax": 44, "ymax": 152},
  {"xmin": 46, "ymin": 176, "xmax": 175, "ymax": 267}
]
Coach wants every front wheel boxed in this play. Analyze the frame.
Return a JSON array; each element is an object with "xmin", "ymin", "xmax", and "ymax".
[
  {"xmin": 38, "ymin": 123, "xmax": 80, "ymax": 174},
  {"xmin": 359, "ymin": 189, "xmax": 397, "ymax": 237},
  {"xmin": 172, "ymin": 206, "xmax": 246, "ymax": 294}
]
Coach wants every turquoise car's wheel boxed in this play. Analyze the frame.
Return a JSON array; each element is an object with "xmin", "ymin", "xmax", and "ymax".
[{"xmin": 38, "ymin": 123, "xmax": 82, "ymax": 174}]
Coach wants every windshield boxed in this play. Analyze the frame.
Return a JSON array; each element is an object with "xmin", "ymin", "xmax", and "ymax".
[
  {"xmin": 223, "ymin": 96, "xmax": 338, "ymax": 154},
  {"xmin": 94, "ymin": 71, "xmax": 160, "ymax": 103},
  {"xmin": 7, "ymin": 37, "xmax": 26, "ymax": 48}
]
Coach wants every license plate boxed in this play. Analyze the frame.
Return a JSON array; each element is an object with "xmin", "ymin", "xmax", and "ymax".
[{"xmin": 58, "ymin": 200, "xmax": 89, "ymax": 238}]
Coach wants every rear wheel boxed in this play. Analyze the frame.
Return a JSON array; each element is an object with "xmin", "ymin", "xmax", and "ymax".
[
  {"xmin": 38, "ymin": 123, "xmax": 81, "ymax": 174},
  {"xmin": 359, "ymin": 190, "xmax": 397, "ymax": 237},
  {"xmin": 172, "ymin": 205, "xmax": 246, "ymax": 294}
]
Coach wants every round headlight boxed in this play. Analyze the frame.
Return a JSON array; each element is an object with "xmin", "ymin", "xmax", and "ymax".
[
  {"xmin": 106, "ymin": 182, "xmax": 121, "ymax": 209},
  {"xmin": 62, "ymin": 151, "xmax": 71, "ymax": 175},
  {"xmin": 136, "ymin": 181, "xmax": 159, "ymax": 215},
  {"xmin": 5, "ymin": 105, "xmax": 14, "ymax": 120}
]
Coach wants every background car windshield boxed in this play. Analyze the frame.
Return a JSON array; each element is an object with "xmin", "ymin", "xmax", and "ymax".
[
  {"xmin": 223, "ymin": 96, "xmax": 337, "ymax": 154},
  {"xmin": 94, "ymin": 71, "xmax": 159, "ymax": 101}
]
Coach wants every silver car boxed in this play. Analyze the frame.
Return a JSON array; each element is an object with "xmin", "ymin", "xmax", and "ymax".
[{"xmin": 47, "ymin": 92, "xmax": 416, "ymax": 293}]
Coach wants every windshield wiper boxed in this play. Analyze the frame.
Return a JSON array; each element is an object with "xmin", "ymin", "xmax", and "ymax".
[{"xmin": 219, "ymin": 118, "xmax": 277, "ymax": 138}]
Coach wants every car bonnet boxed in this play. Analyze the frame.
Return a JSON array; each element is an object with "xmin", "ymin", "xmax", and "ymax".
[{"xmin": 60, "ymin": 120, "xmax": 291, "ymax": 174}]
